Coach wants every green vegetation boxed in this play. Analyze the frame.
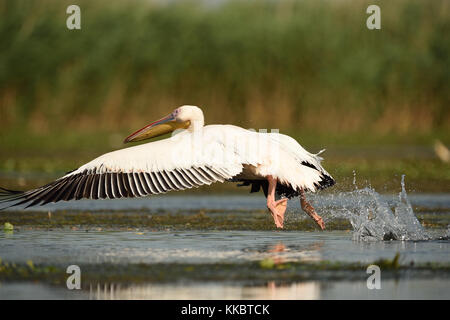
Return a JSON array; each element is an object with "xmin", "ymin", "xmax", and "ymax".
[
  {"xmin": 0, "ymin": 0, "xmax": 449, "ymax": 192},
  {"xmin": 0, "ymin": 0, "xmax": 449, "ymax": 137},
  {"xmin": 0, "ymin": 209, "xmax": 340, "ymax": 231},
  {"xmin": 1, "ymin": 209, "xmax": 448, "ymax": 231},
  {"xmin": 3, "ymin": 222, "xmax": 13, "ymax": 231},
  {"xmin": 1, "ymin": 258, "xmax": 449, "ymax": 285},
  {"xmin": 0, "ymin": 259, "xmax": 63, "ymax": 284}
]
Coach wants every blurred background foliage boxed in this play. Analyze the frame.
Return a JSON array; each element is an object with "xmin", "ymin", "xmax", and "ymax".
[{"xmin": 0, "ymin": 0, "xmax": 449, "ymax": 192}]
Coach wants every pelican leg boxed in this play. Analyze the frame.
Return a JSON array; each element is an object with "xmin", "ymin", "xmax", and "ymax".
[
  {"xmin": 299, "ymin": 188, "xmax": 325, "ymax": 230},
  {"xmin": 267, "ymin": 176, "xmax": 288, "ymax": 229}
]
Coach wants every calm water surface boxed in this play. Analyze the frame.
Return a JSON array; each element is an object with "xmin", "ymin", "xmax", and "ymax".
[
  {"xmin": 1, "ymin": 230, "xmax": 449, "ymax": 265},
  {"xmin": 1, "ymin": 193, "xmax": 449, "ymax": 299}
]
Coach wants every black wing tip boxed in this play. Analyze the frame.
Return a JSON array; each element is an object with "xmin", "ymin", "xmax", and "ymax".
[
  {"xmin": 315, "ymin": 174, "xmax": 336, "ymax": 190},
  {"xmin": 0, "ymin": 187, "xmax": 24, "ymax": 196},
  {"xmin": 300, "ymin": 161, "xmax": 336, "ymax": 190},
  {"xmin": 0, "ymin": 187, "xmax": 26, "ymax": 210}
]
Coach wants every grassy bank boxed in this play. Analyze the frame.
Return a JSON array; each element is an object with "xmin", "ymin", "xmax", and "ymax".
[
  {"xmin": 1, "ymin": 259, "xmax": 449, "ymax": 286},
  {"xmin": 0, "ymin": 0, "xmax": 449, "ymax": 137},
  {"xmin": 1, "ymin": 207, "xmax": 448, "ymax": 230}
]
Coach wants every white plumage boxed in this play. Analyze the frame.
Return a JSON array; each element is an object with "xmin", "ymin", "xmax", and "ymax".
[{"xmin": 0, "ymin": 105, "xmax": 334, "ymax": 225}]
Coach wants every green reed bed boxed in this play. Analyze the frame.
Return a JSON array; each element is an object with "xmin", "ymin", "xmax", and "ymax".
[{"xmin": 0, "ymin": 0, "xmax": 448, "ymax": 137}]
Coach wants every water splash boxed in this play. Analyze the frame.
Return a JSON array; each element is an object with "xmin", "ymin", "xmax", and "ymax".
[
  {"xmin": 352, "ymin": 170, "xmax": 358, "ymax": 190},
  {"xmin": 440, "ymin": 225, "xmax": 450, "ymax": 240},
  {"xmin": 325, "ymin": 175, "xmax": 430, "ymax": 241}
]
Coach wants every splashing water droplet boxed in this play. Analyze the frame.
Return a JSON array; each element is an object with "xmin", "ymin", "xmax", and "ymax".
[
  {"xmin": 392, "ymin": 175, "xmax": 430, "ymax": 241},
  {"xmin": 352, "ymin": 170, "xmax": 358, "ymax": 190},
  {"xmin": 313, "ymin": 176, "xmax": 430, "ymax": 241}
]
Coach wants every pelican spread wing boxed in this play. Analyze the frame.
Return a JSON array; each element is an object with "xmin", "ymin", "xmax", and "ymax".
[
  {"xmin": 0, "ymin": 105, "xmax": 334, "ymax": 229},
  {"xmin": 1, "ymin": 126, "xmax": 331, "ymax": 208},
  {"xmin": 0, "ymin": 129, "xmax": 241, "ymax": 208}
]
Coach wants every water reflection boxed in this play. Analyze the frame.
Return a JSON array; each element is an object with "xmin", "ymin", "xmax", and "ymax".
[
  {"xmin": 1, "ymin": 230, "xmax": 448, "ymax": 266},
  {"xmin": 267, "ymin": 242, "xmax": 286, "ymax": 265},
  {"xmin": 258, "ymin": 240, "xmax": 324, "ymax": 264},
  {"xmin": 85, "ymin": 241, "xmax": 326, "ymax": 300},
  {"xmin": 88, "ymin": 282, "xmax": 320, "ymax": 300},
  {"xmin": 1, "ymin": 279, "xmax": 447, "ymax": 300},
  {"xmin": 86, "ymin": 278, "xmax": 450, "ymax": 300}
]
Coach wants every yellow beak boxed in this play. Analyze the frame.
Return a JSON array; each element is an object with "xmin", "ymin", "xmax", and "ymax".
[{"xmin": 124, "ymin": 114, "xmax": 190, "ymax": 143}]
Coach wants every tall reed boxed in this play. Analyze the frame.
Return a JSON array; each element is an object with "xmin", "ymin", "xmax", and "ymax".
[{"xmin": 0, "ymin": 0, "xmax": 448, "ymax": 142}]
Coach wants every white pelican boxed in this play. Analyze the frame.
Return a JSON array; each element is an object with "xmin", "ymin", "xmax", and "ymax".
[{"xmin": 0, "ymin": 105, "xmax": 334, "ymax": 229}]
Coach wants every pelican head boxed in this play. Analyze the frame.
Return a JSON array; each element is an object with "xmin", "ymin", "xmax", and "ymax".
[{"xmin": 124, "ymin": 105, "xmax": 204, "ymax": 143}]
